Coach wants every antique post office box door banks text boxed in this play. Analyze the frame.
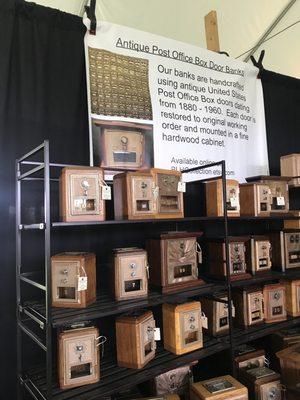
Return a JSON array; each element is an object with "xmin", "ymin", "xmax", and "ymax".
[
  {"xmin": 51, "ymin": 253, "xmax": 96, "ymax": 309},
  {"xmin": 163, "ymin": 301, "xmax": 203, "ymax": 355},
  {"xmin": 205, "ymin": 179, "xmax": 240, "ymax": 217},
  {"xmin": 239, "ymin": 183, "xmax": 271, "ymax": 217},
  {"xmin": 190, "ymin": 375, "xmax": 248, "ymax": 400},
  {"xmin": 233, "ymin": 288, "xmax": 264, "ymax": 327},
  {"xmin": 147, "ymin": 231, "xmax": 203, "ymax": 293},
  {"xmin": 114, "ymin": 171, "xmax": 156, "ymax": 220},
  {"xmin": 116, "ymin": 310, "xmax": 156, "ymax": 369},
  {"xmin": 60, "ymin": 167, "xmax": 105, "ymax": 222},
  {"xmin": 270, "ymin": 230, "xmax": 300, "ymax": 271},
  {"xmin": 208, "ymin": 237, "xmax": 251, "ymax": 281},
  {"xmin": 280, "ymin": 153, "xmax": 300, "ymax": 187},
  {"xmin": 150, "ymin": 168, "xmax": 184, "ymax": 219},
  {"xmin": 245, "ymin": 176, "xmax": 290, "ymax": 214},
  {"xmin": 263, "ymin": 284, "xmax": 287, "ymax": 323},
  {"xmin": 113, "ymin": 248, "xmax": 148, "ymax": 301},
  {"xmin": 58, "ymin": 326, "xmax": 100, "ymax": 389}
]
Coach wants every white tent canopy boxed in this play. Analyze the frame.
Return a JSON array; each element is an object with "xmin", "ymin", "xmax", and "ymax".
[{"xmin": 25, "ymin": 0, "xmax": 300, "ymax": 78}]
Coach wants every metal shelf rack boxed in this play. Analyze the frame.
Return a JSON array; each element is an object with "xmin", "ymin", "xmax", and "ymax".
[{"xmin": 16, "ymin": 140, "xmax": 300, "ymax": 400}]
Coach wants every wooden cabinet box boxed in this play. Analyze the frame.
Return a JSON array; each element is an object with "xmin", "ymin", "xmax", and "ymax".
[
  {"xmin": 276, "ymin": 343, "xmax": 300, "ymax": 387},
  {"xmin": 163, "ymin": 302, "xmax": 203, "ymax": 355},
  {"xmin": 284, "ymin": 280, "xmax": 300, "ymax": 317},
  {"xmin": 234, "ymin": 349, "xmax": 265, "ymax": 372},
  {"xmin": 270, "ymin": 230, "xmax": 300, "ymax": 271},
  {"xmin": 113, "ymin": 248, "xmax": 148, "ymax": 301},
  {"xmin": 201, "ymin": 295, "xmax": 230, "ymax": 336},
  {"xmin": 239, "ymin": 183, "xmax": 271, "ymax": 217},
  {"xmin": 145, "ymin": 364, "xmax": 194, "ymax": 397},
  {"xmin": 284, "ymin": 211, "xmax": 300, "ymax": 229},
  {"xmin": 245, "ymin": 176, "xmax": 290, "ymax": 214},
  {"xmin": 246, "ymin": 236, "xmax": 272, "ymax": 274},
  {"xmin": 239, "ymin": 367, "xmax": 281, "ymax": 400},
  {"xmin": 100, "ymin": 128, "xmax": 146, "ymax": 170},
  {"xmin": 208, "ymin": 237, "xmax": 251, "ymax": 281},
  {"xmin": 150, "ymin": 168, "xmax": 184, "ymax": 219},
  {"xmin": 190, "ymin": 375, "xmax": 248, "ymax": 400},
  {"xmin": 233, "ymin": 288, "xmax": 264, "ymax": 327},
  {"xmin": 271, "ymin": 328, "xmax": 300, "ymax": 350},
  {"xmin": 280, "ymin": 154, "xmax": 300, "ymax": 187},
  {"xmin": 60, "ymin": 167, "xmax": 105, "ymax": 222},
  {"xmin": 147, "ymin": 231, "xmax": 204, "ymax": 293},
  {"xmin": 205, "ymin": 179, "xmax": 240, "ymax": 217},
  {"xmin": 58, "ymin": 326, "xmax": 100, "ymax": 389},
  {"xmin": 51, "ymin": 253, "xmax": 96, "ymax": 309},
  {"xmin": 116, "ymin": 310, "xmax": 156, "ymax": 369},
  {"xmin": 263, "ymin": 284, "xmax": 287, "ymax": 323},
  {"xmin": 113, "ymin": 171, "xmax": 156, "ymax": 220}
]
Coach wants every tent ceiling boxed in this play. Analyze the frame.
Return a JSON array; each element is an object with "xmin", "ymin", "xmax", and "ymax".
[{"xmin": 25, "ymin": 0, "xmax": 299, "ymax": 78}]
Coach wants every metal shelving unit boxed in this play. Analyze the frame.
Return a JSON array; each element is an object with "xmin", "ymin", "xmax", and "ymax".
[{"xmin": 16, "ymin": 140, "xmax": 300, "ymax": 400}]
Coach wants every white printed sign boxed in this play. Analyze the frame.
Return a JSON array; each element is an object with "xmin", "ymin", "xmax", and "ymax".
[{"xmin": 84, "ymin": 20, "xmax": 269, "ymax": 182}]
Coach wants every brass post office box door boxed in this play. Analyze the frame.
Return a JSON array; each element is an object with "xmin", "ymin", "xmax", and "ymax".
[
  {"xmin": 119, "ymin": 253, "xmax": 147, "ymax": 298},
  {"xmin": 157, "ymin": 173, "xmax": 180, "ymax": 213},
  {"xmin": 257, "ymin": 185, "xmax": 271, "ymax": 213},
  {"xmin": 166, "ymin": 238, "xmax": 198, "ymax": 284},
  {"xmin": 103, "ymin": 129, "xmax": 144, "ymax": 169},
  {"xmin": 180, "ymin": 310, "xmax": 202, "ymax": 349},
  {"xmin": 267, "ymin": 289, "xmax": 286, "ymax": 319},
  {"xmin": 140, "ymin": 317, "xmax": 156, "ymax": 364},
  {"xmin": 64, "ymin": 333, "xmax": 97, "ymax": 386},
  {"xmin": 217, "ymin": 300, "xmax": 229, "ymax": 332},
  {"xmin": 131, "ymin": 176, "xmax": 156, "ymax": 215},
  {"xmin": 52, "ymin": 261, "xmax": 80, "ymax": 304},
  {"xmin": 226, "ymin": 183, "xmax": 240, "ymax": 212},
  {"xmin": 284, "ymin": 232, "xmax": 300, "ymax": 268},
  {"xmin": 70, "ymin": 173, "xmax": 101, "ymax": 216},
  {"xmin": 255, "ymin": 241, "xmax": 272, "ymax": 271},
  {"xmin": 259, "ymin": 380, "xmax": 281, "ymax": 400},
  {"xmin": 229, "ymin": 242, "xmax": 246, "ymax": 275},
  {"xmin": 247, "ymin": 292, "xmax": 264, "ymax": 325},
  {"xmin": 268, "ymin": 181, "xmax": 288, "ymax": 211}
]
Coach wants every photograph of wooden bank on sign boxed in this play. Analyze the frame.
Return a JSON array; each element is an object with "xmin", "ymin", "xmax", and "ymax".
[{"xmin": 84, "ymin": 20, "xmax": 269, "ymax": 182}]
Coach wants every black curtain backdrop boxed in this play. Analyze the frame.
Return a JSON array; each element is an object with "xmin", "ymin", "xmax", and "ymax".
[{"xmin": 0, "ymin": 1, "xmax": 299, "ymax": 399}]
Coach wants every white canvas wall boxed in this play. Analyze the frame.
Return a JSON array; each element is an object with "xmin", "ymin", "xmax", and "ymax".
[{"xmin": 25, "ymin": 0, "xmax": 300, "ymax": 78}]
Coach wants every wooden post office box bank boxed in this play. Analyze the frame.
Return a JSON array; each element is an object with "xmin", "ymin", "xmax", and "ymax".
[
  {"xmin": 234, "ymin": 349, "xmax": 265, "ymax": 372},
  {"xmin": 270, "ymin": 230, "xmax": 300, "ymax": 271},
  {"xmin": 58, "ymin": 326, "xmax": 100, "ymax": 389},
  {"xmin": 247, "ymin": 236, "xmax": 272, "ymax": 274},
  {"xmin": 51, "ymin": 253, "xmax": 96, "ymax": 308},
  {"xmin": 280, "ymin": 153, "xmax": 300, "ymax": 187},
  {"xmin": 116, "ymin": 310, "xmax": 156, "ymax": 369},
  {"xmin": 100, "ymin": 128, "xmax": 146, "ymax": 170},
  {"xmin": 163, "ymin": 302, "xmax": 202, "ymax": 355},
  {"xmin": 284, "ymin": 211, "xmax": 300, "ymax": 229},
  {"xmin": 147, "ymin": 231, "xmax": 204, "ymax": 293},
  {"xmin": 239, "ymin": 367, "xmax": 281, "ymax": 400},
  {"xmin": 150, "ymin": 168, "xmax": 184, "ymax": 219},
  {"xmin": 284, "ymin": 280, "xmax": 300, "ymax": 317},
  {"xmin": 245, "ymin": 176, "xmax": 290, "ymax": 214},
  {"xmin": 263, "ymin": 284, "xmax": 287, "ymax": 323},
  {"xmin": 114, "ymin": 171, "xmax": 157, "ymax": 220},
  {"xmin": 276, "ymin": 344, "xmax": 300, "ymax": 387},
  {"xmin": 146, "ymin": 364, "xmax": 195, "ymax": 397},
  {"xmin": 190, "ymin": 375, "xmax": 248, "ymax": 400},
  {"xmin": 205, "ymin": 179, "xmax": 240, "ymax": 217},
  {"xmin": 233, "ymin": 288, "xmax": 264, "ymax": 327},
  {"xmin": 60, "ymin": 167, "xmax": 105, "ymax": 222},
  {"xmin": 239, "ymin": 183, "xmax": 271, "ymax": 217},
  {"xmin": 201, "ymin": 295, "xmax": 230, "ymax": 336},
  {"xmin": 112, "ymin": 247, "xmax": 148, "ymax": 301},
  {"xmin": 208, "ymin": 237, "xmax": 251, "ymax": 281}
]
